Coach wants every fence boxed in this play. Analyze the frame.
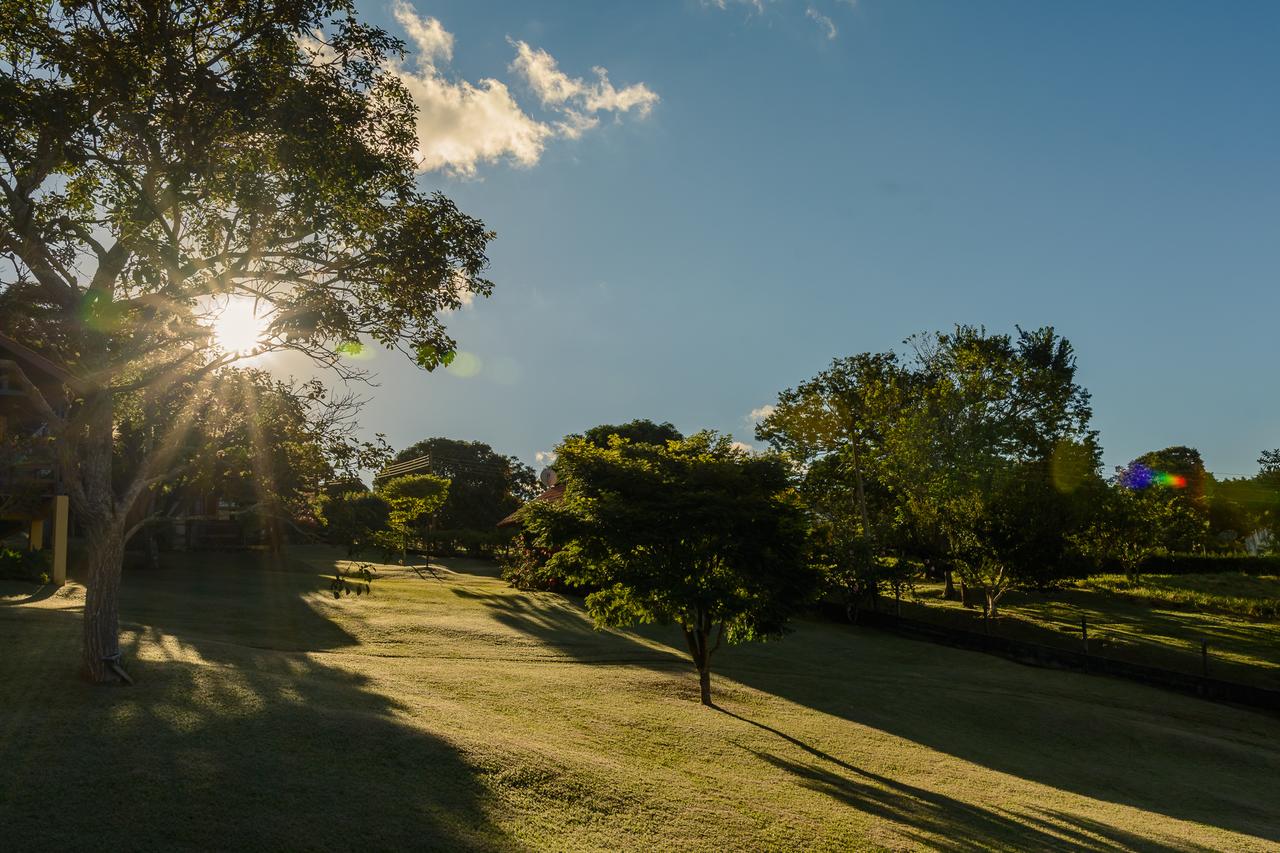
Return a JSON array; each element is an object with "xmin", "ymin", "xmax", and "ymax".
[{"xmin": 838, "ymin": 601, "xmax": 1280, "ymax": 713}]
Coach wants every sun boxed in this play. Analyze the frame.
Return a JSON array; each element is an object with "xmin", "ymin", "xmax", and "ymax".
[{"xmin": 211, "ymin": 296, "xmax": 270, "ymax": 355}]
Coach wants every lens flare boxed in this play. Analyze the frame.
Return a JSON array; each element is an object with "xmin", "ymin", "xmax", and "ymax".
[{"xmin": 1119, "ymin": 463, "xmax": 1187, "ymax": 490}]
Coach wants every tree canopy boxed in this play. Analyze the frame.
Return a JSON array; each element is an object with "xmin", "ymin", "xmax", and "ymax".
[
  {"xmin": 757, "ymin": 326, "xmax": 1101, "ymax": 613},
  {"xmin": 376, "ymin": 473, "xmax": 450, "ymax": 566},
  {"xmin": 523, "ymin": 432, "xmax": 818, "ymax": 705},
  {"xmin": 580, "ymin": 419, "xmax": 683, "ymax": 449},
  {"xmin": 392, "ymin": 437, "xmax": 536, "ymax": 531}
]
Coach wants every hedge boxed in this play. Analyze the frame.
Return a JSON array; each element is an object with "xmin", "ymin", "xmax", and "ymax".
[{"xmin": 1135, "ymin": 553, "xmax": 1280, "ymax": 576}]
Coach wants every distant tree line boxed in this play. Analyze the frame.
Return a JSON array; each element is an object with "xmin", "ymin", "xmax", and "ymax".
[
  {"xmin": 504, "ymin": 326, "xmax": 1280, "ymax": 705},
  {"xmin": 318, "ymin": 436, "xmax": 535, "ymax": 563}
]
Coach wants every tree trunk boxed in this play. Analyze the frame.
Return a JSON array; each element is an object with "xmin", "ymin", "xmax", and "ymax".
[
  {"xmin": 959, "ymin": 578, "xmax": 971, "ymax": 608},
  {"xmin": 682, "ymin": 614, "xmax": 714, "ymax": 707},
  {"xmin": 75, "ymin": 389, "xmax": 130, "ymax": 684},
  {"xmin": 943, "ymin": 568, "xmax": 958, "ymax": 601},
  {"xmin": 849, "ymin": 435, "xmax": 871, "ymax": 543},
  {"xmin": 82, "ymin": 521, "xmax": 126, "ymax": 682}
]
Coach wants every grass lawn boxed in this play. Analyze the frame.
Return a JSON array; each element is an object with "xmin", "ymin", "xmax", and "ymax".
[
  {"xmin": 2, "ymin": 549, "xmax": 1278, "ymax": 851},
  {"xmin": 1077, "ymin": 573, "xmax": 1280, "ymax": 621},
  {"xmin": 906, "ymin": 577, "xmax": 1280, "ymax": 690}
]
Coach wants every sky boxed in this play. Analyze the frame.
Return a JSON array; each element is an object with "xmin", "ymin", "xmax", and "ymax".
[{"xmin": 298, "ymin": 0, "xmax": 1279, "ymax": 478}]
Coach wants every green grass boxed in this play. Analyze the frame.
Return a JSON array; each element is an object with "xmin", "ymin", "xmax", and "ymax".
[
  {"xmin": 908, "ymin": 578, "xmax": 1280, "ymax": 690},
  {"xmin": 1076, "ymin": 573, "xmax": 1280, "ymax": 620},
  {"xmin": 1, "ymin": 549, "xmax": 1278, "ymax": 851}
]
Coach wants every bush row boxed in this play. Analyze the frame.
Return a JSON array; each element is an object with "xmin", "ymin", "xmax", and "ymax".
[
  {"xmin": 1133, "ymin": 554, "xmax": 1280, "ymax": 576},
  {"xmin": 422, "ymin": 528, "xmax": 515, "ymax": 558}
]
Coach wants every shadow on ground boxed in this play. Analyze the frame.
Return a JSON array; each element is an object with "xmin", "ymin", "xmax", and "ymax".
[
  {"xmin": 450, "ymin": 583, "xmax": 688, "ymax": 668},
  {"xmin": 451, "ymin": 563, "xmax": 1280, "ymax": 847},
  {"xmin": 0, "ymin": 554, "xmax": 511, "ymax": 851},
  {"xmin": 720, "ymin": 708, "xmax": 1177, "ymax": 852}
]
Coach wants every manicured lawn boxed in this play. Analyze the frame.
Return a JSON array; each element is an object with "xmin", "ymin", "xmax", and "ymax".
[
  {"xmin": 1077, "ymin": 572, "xmax": 1280, "ymax": 620},
  {"xmin": 1, "ymin": 549, "xmax": 1278, "ymax": 850},
  {"xmin": 907, "ymin": 577, "xmax": 1280, "ymax": 690}
]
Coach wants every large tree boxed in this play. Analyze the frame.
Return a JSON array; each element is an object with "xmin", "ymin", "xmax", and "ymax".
[
  {"xmin": 120, "ymin": 367, "xmax": 382, "ymax": 563},
  {"xmin": 392, "ymin": 437, "xmax": 536, "ymax": 532},
  {"xmin": 580, "ymin": 418, "xmax": 682, "ymax": 449},
  {"xmin": 756, "ymin": 353, "xmax": 905, "ymax": 548},
  {"xmin": 0, "ymin": 0, "xmax": 493, "ymax": 680},
  {"xmin": 524, "ymin": 432, "xmax": 818, "ymax": 706},
  {"xmin": 758, "ymin": 326, "xmax": 1099, "ymax": 605},
  {"xmin": 1125, "ymin": 446, "xmax": 1210, "ymax": 551}
]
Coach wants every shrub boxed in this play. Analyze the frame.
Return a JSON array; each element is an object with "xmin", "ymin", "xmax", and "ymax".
[
  {"xmin": 319, "ymin": 491, "xmax": 392, "ymax": 557},
  {"xmin": 423, "ymin": 528, "xmax": 515, "ymax": 558},
  {"xmin": 497, "ymin": 533, "xmax": 579, "ymax": 592},
  {"xmin": 0, "ymin": 548, "xmax": 51, "ymax": 582}
]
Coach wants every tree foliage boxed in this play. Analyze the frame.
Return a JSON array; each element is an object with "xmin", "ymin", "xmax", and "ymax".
[
  {"xmin": 580, "ymin": 419, "xmax": 683, "ymax": 449},
  {"xmin": 523, "ymin": 432, "xmax": 818, "ymax": 705},
  {"xmin": 392, "ymin": 437, "xmax": 536, "ymax": 531},
  {"xmin": 319, "ymin": 490, "xmax": 391, "ymax": 558},
  {"xmin": 376, "ymin": 473, "xmax": 450, "ymax": 565},
  {"xmin": 757, "ymin": 326, "xmax": 1100, "ymax": 614}
]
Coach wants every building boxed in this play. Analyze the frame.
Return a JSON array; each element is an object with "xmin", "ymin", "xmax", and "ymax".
[
  {"xmin": 0, "ymin": 332, "xmax": 77, "ymax": 584},
  {"xmin": 496, "ymin": 483, "xmax": 565, "ymax": 528}
]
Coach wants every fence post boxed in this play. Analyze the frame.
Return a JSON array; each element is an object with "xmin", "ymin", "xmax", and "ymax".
[{"xmin": 1081, "ymin": 616, "xmax": 1088, "ymax": 655}]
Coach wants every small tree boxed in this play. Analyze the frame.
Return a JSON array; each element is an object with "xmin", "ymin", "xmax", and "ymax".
[
  {"xmin": 1074, "ymin": 483, "xmax": 1187, "ymax": 583},
  {"xmin": 524, "ymin": 432, "xmax": 819, "ymax": 706},
  {"xmin": 376, "ymin": 474, "xmax": 450, "ymax": 566},
  {"xmin": 809, "ymin": 523, "xmax": 878, "ymax": 621},
  {"xmin": 941, "ymin": 493, "xmax": 1010, "ymax": 620},
  {"xmin": 390, "ymin": 437, "xmax": 538, "ymax": 532}
]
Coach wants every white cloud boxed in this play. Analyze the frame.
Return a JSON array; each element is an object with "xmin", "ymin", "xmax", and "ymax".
[
  {"xmin": 509, "ymin": 40, "xmax": 659, "ymax": 120},
  {"xmin": 388, "ymin": 4, "xmax": 657, "ymax": 176},
  {"xmin": 705, "ymin": 0, "xmax": 767, "ymax": 13},
  {"xmin": 394, "ymin": 2, "xmax": 453, "ymax": 63},
  {"xmin": 730, "ymin": 440, "xmax": 757, "ymax": 455},
  {"xmin": 805, "ymin": 7, "xmax": 837, "ymax": 40},
  {"xmin": 535, "ymin": 450, "xmax": 558, "ymax": 466},
  {"xmin": 709, "ymin": 0, "xmax": 853, "ymax": 40},
  {"xmin": 747, "ymin": 404, "xmax": 776, "ymax": 425},
  {"xmin": 439, "ymin": 269, "xmax": 477, "ymax": 312}
]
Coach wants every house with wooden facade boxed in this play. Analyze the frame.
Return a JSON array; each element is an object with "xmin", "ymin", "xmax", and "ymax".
[{"xmin": 0, "ymin": 332, "xmax": 75, "ymax": 584}]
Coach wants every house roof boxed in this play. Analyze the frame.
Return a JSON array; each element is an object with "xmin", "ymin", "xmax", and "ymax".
[
  {"xmin": 373, "ymin": 453, "xmax": 434, "ymax": 484},
  {"xmin": 497, "ymin": 484, "xmax": 565, "ymax": 528}
]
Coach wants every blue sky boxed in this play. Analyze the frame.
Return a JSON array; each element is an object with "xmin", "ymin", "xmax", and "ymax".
[{"xmin": 328, "ymin": 0, "xmax": 1279, "ymax": 477}]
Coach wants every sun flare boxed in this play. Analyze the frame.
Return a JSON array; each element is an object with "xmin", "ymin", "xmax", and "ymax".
[{"xmin": 211, "ymin": 297, "xmax": 270, "ymax": 355}]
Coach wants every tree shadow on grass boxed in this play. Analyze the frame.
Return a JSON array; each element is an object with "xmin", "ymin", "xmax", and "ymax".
[
  {"xmin": 458, "ymin": 579, "xmax": 1280, "ymax": 845},
  {"xmin": 0, "ymin": 580, "xmax": 58, "ymax": 606},
  {"xmin": 449, "ymin": 585, "xmax": 688, "ymax": 668},
  {"xmin": 715, "ymin": 622, "xmax": 1280, "ymax": 845},
  {"xmin": 0, "ymin": 561, "xmax": 513, "ymax": 851},
  {"xmin": 718, "ymin": 706, "xmax": 1181, "ymax": 852}
]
